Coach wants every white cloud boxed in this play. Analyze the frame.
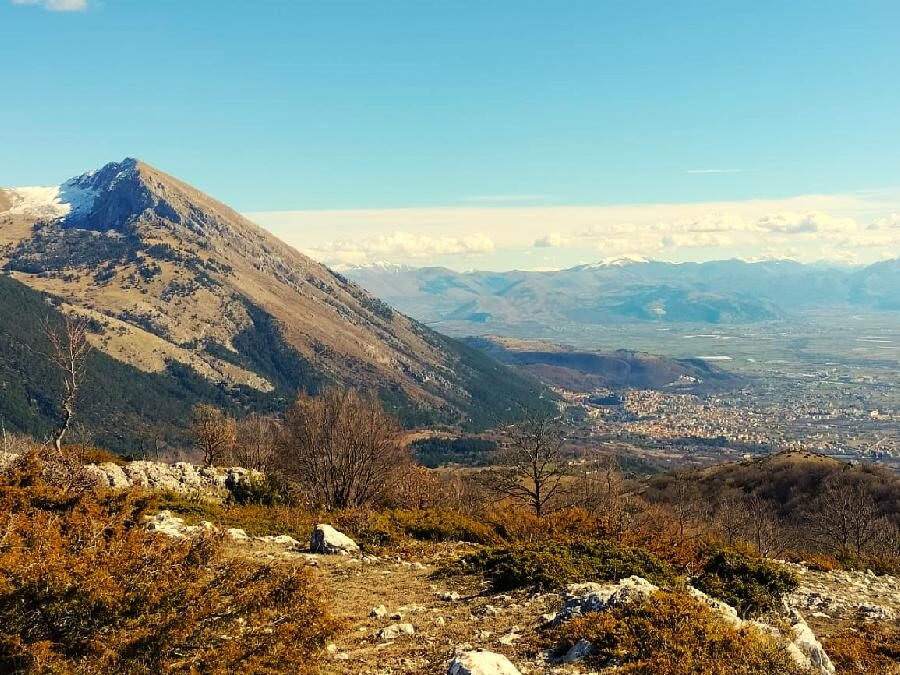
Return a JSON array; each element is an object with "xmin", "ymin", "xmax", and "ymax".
[
  {"xmin": 12, "ymin": 0, "xmax": 87, "ymax": 11},
  {"xmin": 533, "ymin": 232, "xmax": 569, "ymax": 248},
  {"xmin": 869, "ymin": 213, "xmax": 900, "ymax": 230},
  {"xmin": 248, "ymin": 189, "xmax": 900, "ymax": 270},
  {"xmin": 755, "ymin": 211, "xmax": 859, "ymax": 234},
  {"xmin": 309, "ymin": 230, "xmax": 494, "ymax": 264}
]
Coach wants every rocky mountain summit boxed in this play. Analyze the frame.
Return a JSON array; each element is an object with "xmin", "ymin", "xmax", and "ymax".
[{"xmin": 0, "ymin": 159, "xmax": 548, "ymax": 438}]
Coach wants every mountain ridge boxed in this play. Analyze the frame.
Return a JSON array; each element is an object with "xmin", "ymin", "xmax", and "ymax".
[
  {"xmin": 0, "ymin": 159, "xmax": 551, "ymax": 437},
  {"xmin": 344, "ymin": 257, "xmax": 900, "ymax": 327}
]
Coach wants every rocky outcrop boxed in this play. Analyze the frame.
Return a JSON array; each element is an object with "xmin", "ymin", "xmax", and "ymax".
[
  {"xmin": 310, "ymin": 524, "xmax": 359, "ymax": 554},
  {"xmin": 83, "ymin": 460, "xmax": 262, "ymax": 498},
  {"xmin": 787, "ymin": 563, "xmax": 900, "ymax": 621},
  {"xmin": 145, "ymin": 510, "xmax": 216, "ymax": 539},
  {"xmin": 550, "ymin": 576, "xmax": 835, "ymax": 675},
  {"xmin": 448, "ymin": 650, "xmax": 521, "ymax": 675},
  {"xmin": 785, "ymin": 609, "xmax": 836, "ymax": 675},
  {"xmin": 554, "ymin": 576, "xmax": 659, "ymax": 623}
]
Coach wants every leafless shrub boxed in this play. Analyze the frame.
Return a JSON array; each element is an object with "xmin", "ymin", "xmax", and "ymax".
[
  {"xmin": 275, "ymin": 389, "xmax": 408, "ymax": 509},
  {"xmin": 230, "ymin": 414, "xmax": 278, "ymax": 471},
  {"xmin": 191, "ymin": 404, "xmax": 236, "ymax": 466},
  {"xmin": 483, "ymin": 413, "xmax": 567, "ymax": 518}
]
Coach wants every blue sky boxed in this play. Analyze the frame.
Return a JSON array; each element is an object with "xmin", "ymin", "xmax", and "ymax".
[{"xmin": 2, "ymin": 0, "xmax": 899, "ymax": 268}]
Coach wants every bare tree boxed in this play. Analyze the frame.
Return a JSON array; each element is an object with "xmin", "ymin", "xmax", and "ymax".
[
  {"xmin": 275, "ymin": 389, "xmax": 407, "ymax": 509},
  {"xmin": 668, "ymin": 474, "xmax": 707, "ymax": 543},
  {"xmin": 191, "ymin": 404, "xmax": 236, "ymax": 467},
  {"xmin": 807, "ymin": 474, "xmax": 879, "ymax": 558},
  {"xmin": 231, "ymin": 414, "xmax": 278, "ymax": 471},
  {"xmin": 714, "ymin": 489, "xmax": 748, "ymax": 546},
  {"xmin": 43, "ymin": 314, "xmax": 93, "ymax": 452},
  {"xmin": 742, "ymin": 494, "xmax": 783, "ymax": 557},
  {"xmin": 486, "ymin": 414, "xmax": 567, "ymax": 517}
]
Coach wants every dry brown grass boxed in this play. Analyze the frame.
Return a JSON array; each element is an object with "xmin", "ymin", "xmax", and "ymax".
[{"xmin": 0, "ymin": 461, "xmax": 339, "ymax": 674}]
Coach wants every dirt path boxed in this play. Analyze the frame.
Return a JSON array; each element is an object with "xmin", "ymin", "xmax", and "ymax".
[{"xmin": 236, "ymin": 541, "xmax": 566, "ymax": 674}]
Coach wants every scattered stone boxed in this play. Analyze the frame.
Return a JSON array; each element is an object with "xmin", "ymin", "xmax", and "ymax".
[
  {"xmin": 226, "ymin": 528, "xmax": 249, "ymax": 541},
  {"xmin": 390, "ymin": 612, "xmax": 403, "ymax": 620},
  {"xmin": 559, "ymin": 638, "xmax": 592, "ymax": 664},
  {"xmin": 376, "ymin": 623, "xmax": 415, "ymax": 640},
  {"xmin": 448, "ymin": 650, "xmax": 521, "ymax": 675},
  {"xmin": 256, "ymin": 534, "xmax": 302, "ymax": 549},
  {"xmin": 310, "ymin": 524, "xmax": 359, "ymax": 555},
  {"xmin": 370, "ymin": 605, "xmax": 388, "ymax": 618},
  {"xmin": 440, "ymin": 591, "xmax": 461, "ymax": 602},
  {"xmin": 498, "ymin": 630, "xmax": 521, "ymax": 646}
]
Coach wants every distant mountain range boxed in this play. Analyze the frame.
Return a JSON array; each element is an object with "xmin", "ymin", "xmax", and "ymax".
[
  {"xmin": 343, "ymin": 257, "xmax": 900, "ymax": 328},
  {"xmin": 0, "ymin": 159, "xmax": 550, "ymax": 447}
]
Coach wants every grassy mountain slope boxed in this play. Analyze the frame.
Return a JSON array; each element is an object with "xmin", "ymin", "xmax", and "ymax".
[{"xmin": 0, "ymin": 160, "xmax": 553, "ymax": 443}]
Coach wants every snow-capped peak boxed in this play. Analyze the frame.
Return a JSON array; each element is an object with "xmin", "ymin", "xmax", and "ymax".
[
  {"xmin": 333, "ymin": 261, "xmax": 409, "ymax": 274},
  {"xmin": 4, "ymin": 181, "xmax": 99, "ymax": 220},
  {"xmin": 571, "ymin": 255, "xmax": 651, "ymax": 270},
  {"xmin": 2, "ymin": 159, "xmax": 139, "ymax": 221}
]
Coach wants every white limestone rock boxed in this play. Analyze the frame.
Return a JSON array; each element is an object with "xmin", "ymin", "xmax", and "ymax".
[
  {"xmin": 310, "ymin": 524, "xmax": 359, "ymax": 554},
  {"xmin": 555, "ymin": 576, "xmax": 659, "ymax": 623},
  {"xmin": 786, "ymin": 612, "xmax": 836, "ymax": 675},
  {"xmin": 376, "ymin": 623, "xmax": 415, "ymax": 640},
  {"xmin": 448, "ymin": 650, "xmax": 521, "ymax": 675}
]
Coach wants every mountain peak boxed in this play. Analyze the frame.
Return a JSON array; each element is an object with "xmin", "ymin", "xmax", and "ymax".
[{"xmin": 1, "ymin": 159, "xmax": 550, "ymax": 430}]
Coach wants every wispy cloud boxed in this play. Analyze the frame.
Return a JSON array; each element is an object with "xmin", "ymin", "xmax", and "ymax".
[
  {"xmin": 12, "ymin": 0, "xmax": 87, "ymax": 11},
  {"xmin": 307, "ymin": 230, "xmax": 495, "ymax": 265},
  {"xmin": 684, "ymin": 168, "xmax": 742, "ymax": 175}
]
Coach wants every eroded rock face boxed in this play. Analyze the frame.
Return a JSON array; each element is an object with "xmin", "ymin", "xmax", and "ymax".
[
  {"xmin": 785, "ymin": 609, "xmax": 836, "ymax": 675},
  {"xmin": 310, "ymin": 524, "xmax": 359, "ymax": 554},
  {"xmin": 448, "ymin": 650, "xmax": 521, "ymax": 675}
]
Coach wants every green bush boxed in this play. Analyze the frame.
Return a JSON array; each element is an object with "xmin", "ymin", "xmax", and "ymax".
[
  {"xmin": 546, "ymin": 591, "xmax": 809, "ymax": 675},
  {"xmin": 693, "ymin": 548, "xmax": 798, "ymax": 618},
  {"xmin": 227, "ymin": 474, "xmax": 283, "ymax": 506},
  {"xmin": 441, "ymin": 540, "xmax": 676, "ymax": 592}
]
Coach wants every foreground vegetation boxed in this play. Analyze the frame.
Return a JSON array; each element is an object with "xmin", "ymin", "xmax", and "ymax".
[
  {"xmin": 0, "ymin": 456, "xmax": 339, "ymax": 674},
  {"xmin": 3, "ymin": 388, "xmax": 900, "ymax": 674},
  {"xmin": 545, "ymin": 592, "xmax": 809, "ymax": 675}
]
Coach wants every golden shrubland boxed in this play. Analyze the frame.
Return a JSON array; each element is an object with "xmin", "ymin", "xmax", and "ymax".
[{"xmin": 0, "ymin": 455, "xmax": 339, "ymax": 675}]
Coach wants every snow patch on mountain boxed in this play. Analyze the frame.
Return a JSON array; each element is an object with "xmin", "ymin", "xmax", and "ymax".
[{"xmin": 5, "ymin": 178, "xmax": 99, "ymax": 220}]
